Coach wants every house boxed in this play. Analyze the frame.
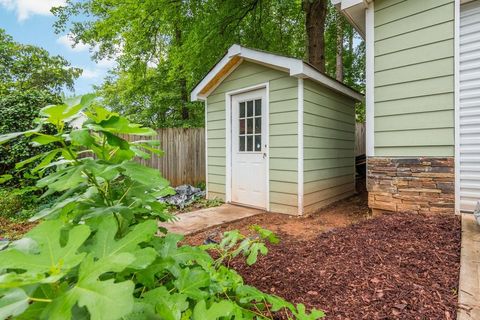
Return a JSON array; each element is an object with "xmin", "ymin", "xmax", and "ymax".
[
  {"xmin": 334, "ymin": 0, "xmax": 480, "ymax": 214},
  {"xmin": 191, "ymin": 45, "xmax": 363, "ymax": 215}
]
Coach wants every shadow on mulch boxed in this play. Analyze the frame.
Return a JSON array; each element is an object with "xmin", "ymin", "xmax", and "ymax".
[{"xmin": 229, "ymin": 213, "xmax": 461, "ymax": 319}]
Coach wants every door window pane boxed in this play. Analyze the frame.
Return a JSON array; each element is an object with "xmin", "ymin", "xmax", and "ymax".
[
  {"xmin": 255, "ymin": 135, "xmax": 261, "ymax": 151},
  {"xmin": 247, "ymin": 118, "xmax": 253, "ymax": 134},
  {"xmin": 255, "ymin": 118, "xmax": 261, "ymax": 133},
  {"xmin": 247, "ymin": 135, "xmax": 253, "ymax": 151},
  {"xmin": 255, "ymin": 99, "xmax": 261, "ymax": 116},
  {"xmin": 239, "ymin": 136, "xmax": 245, "ymax": 151},
  {"xmin": 239, "ymin": 119, "xmax": 245, "ymax": 134},
  {"xmin": 240, "ymin": 102, "xmax": 245, "ymax": 118},
  {"xmin": 247, "ymin": 101, "xmax": 253, "ymax": 117}
]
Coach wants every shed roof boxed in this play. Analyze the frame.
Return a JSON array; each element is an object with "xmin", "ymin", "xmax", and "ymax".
[{"xmin": 190, "ymin": 44, "xmax": 363, "ymax": 102}]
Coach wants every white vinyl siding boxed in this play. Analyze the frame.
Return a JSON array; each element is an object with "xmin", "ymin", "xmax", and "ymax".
[{"xmin": 459, "ymin": 1, "xmax": 480, "ymax": 212}]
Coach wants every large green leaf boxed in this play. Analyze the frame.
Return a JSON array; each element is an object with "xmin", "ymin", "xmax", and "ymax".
[
  {"xmin": 192, "ymin": 300, "xmax": 233, "ymax": 320},
  {"xmin": 173, "ymin": 267, "xmax": 210, "ymax": 299},
  {"xmin": 0, "ymin": 220, "xmax": 90, "ymax": 278},
  {"xmin": 121, "ymin": 161, "xmax": 169, "ymax": 186},
  {"xmin": 45, "ymin": 253, "xmax": 135, "ymax": 320},
  {"xmin": 0, "ymin": 288, "xmax": 30, "ymax": 319},
  {"xmin": 142, "ymin": 287, "xmax": 189, "ymax": 320},
  {"xmin": 88, "ymin": 216, "xmax": 158, "ymax": 269},
  {"xmin": 89, "ymin": 115, "xmax": 156, "ymax": 135}
]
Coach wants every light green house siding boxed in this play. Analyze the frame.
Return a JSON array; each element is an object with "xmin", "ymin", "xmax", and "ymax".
[
  {"xmin": 374, "ymin": 0, "xmax": 455, "ymax": 156},
  {"xmin": 206, "ymin": 61, "xmax": 299, "ymax": 214},
  {"xmin": 302, "ymin": 79, "xmax": 356, "ymax": 214}
]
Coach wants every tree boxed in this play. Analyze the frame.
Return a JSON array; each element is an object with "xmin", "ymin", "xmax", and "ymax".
[
  {"xmin": 53, "ymin": 0, "xmax": 306, "ymax": 128},
  {"xmin": 53, "ymin": 1, "xmax": 366, "ymax": 125},
  {"xmin": 0, "ymin": 29, "xmax": 81, "ymax": 95},
  {"xmin": 302, "ymin": 0, "xmax": 328, "ymax": 72},
  {"xmin": 0, "ymin": 29, "xmax": 81, "ymax": 185}
]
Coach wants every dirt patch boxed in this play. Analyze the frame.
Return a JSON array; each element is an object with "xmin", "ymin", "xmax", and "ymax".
[
  {"xmin": 187, "ymin": 193, "xmax": 370, "ymax": 244},
  {"xmin": 0, "ymin": 217, "xmax": 37, "ymax": 240}
]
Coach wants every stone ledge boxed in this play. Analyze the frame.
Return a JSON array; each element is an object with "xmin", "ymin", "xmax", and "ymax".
[{"xmin": 367, "ymin": 157, "xmax": 454, "ymax": 214}]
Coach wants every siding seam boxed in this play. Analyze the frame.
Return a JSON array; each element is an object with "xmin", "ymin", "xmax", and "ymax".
[{"xmin": 375, "ymin": 2, "xmax": 453, "ymax": 26}]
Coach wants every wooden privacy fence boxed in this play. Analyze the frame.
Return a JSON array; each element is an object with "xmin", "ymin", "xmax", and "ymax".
[
  {"xmin": 355, "ymin": 122, "xmax": 366, "ymax": 156},
  {"xmin": 121, "ymin": 128, "xmax": 205, "ymax": 186}
]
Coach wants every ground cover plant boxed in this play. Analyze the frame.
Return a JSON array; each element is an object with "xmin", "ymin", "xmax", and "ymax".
[{"xmin": 0, "ymin": 96, "xmax": 323, "ymax": 319}]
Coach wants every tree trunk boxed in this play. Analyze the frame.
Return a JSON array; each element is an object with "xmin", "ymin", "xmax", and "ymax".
[
  {"xmin": 303, "ymin": 0, "xmax": 328, "ymax": 72},
  {"xmin": 336, "ymin": 16, "xmax": 344, "ymax": 82},
  {"xmin": 174, "ymin": 26, "xmax": 189, "ymax": 121}
]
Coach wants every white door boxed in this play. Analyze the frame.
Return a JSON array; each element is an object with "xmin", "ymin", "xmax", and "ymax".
[
  {"xmin": 460, "ymin": 1, "xmax": 480, "ymax": 211},
  {"xmin": 231, "ymin": 89, "xmax": 267, "ymax": 209}
]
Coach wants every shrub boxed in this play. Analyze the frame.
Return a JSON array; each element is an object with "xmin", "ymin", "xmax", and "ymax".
[
  {"xmin": 0, "ymin": 90, "xmax": 60, "ymax": 187},
  {"xmin": 0, "ymin": 95, "xmax": 324, "ymax": 319}
]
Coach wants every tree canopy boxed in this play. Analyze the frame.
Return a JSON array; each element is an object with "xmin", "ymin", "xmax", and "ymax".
[
  {"xmin": 0, "ymin": 29, "xmax": 81, "ymax": 185},
  {"xmin": 53, "ymin": 0, "xmax": 365, "ymax": 127},
  {"xmin": 0, "ymin": 28, "xmax": 81, "ymax": 95}
]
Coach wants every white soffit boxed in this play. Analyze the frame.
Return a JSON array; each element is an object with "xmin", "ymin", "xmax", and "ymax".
[
  {"xmin": 191, "ymin": 44, "xmax": 363, "ymax": 102},
  {"xmin": 333, "ymin": 0, "xmax": 370, "ymax": 39}
]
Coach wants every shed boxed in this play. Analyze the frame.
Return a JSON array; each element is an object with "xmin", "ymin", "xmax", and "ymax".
[{"xmin": 191, "ymin": 45, "xmax": 363, "ymax": 215}]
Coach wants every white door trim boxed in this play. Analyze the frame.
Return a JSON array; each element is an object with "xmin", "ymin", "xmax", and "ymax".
[
  {"xmin": 454, "ymin": 0, "xmax": 461, "ymax": 214},
  {"xmin": 225, "ymin": 82, "xmax": 270, "ymax": 211}
]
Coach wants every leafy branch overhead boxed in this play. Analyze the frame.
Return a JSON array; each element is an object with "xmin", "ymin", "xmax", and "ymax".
[{"xmin": 0, "ymin": 96, "xmax": 324, "ymax": 319}]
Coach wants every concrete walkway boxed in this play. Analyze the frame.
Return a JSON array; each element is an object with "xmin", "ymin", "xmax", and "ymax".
[
  {"xmin": 458, "ymin": 214, "xmax": 480, "ymax": 320},
  {"xmin": 159, "ymin": 204, "xmax": 264, "ymax": 235}
]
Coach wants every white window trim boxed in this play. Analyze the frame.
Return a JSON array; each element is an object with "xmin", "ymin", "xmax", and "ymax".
[
  {"xmin": 365, "ymin": 2, "xmax": 375, "ymax": 157},
  {"xmin": 454, "ymin": 0, "xmax": 461, "ymax": 214},
  {"xmin": 224, "ymin": 82, "xmax": 270, "ymax": 211},
  {"xmin": 297, "ymin": 78, "xmax": 304, "ymax": 215}
]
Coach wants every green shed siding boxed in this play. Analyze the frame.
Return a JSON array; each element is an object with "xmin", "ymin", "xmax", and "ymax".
[
  {"xmin": 205, "ymin": 61, "xmax": 299, "ymax": 214},
  {"xmin": 374, "ymin": 0, "xmax": 455, "ymax": 156},
  {"xmin": 302, "ymin": 79, "xmax": 356, "ymax": 214}
]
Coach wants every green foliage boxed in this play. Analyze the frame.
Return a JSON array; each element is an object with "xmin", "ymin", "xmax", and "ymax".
[
  {"xmin": 0, "ymin": 189, "xmax": 40, "ymax": 221},
  {"xmin": 0, "ymin": 90, "xmax": 62, "ymax": 186},
  {"xmin": 0, "ymin": 95, "xmax": 324, "ymax": 319},
  {"xmin": 0, "ymin": 29, "xmax": 81, "ymax": 186},
  {"xmin": 0, "ymin": 29, "xmax": 81, "ymax": 95},
  {"xmin": 52, "ymin": 0, "xmax": 365, "ymax": 128}
]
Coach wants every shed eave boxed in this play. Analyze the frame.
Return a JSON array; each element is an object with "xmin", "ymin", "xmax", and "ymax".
[{"xmin": 191, "ymin": 44, "xmax": 363, "ymax": 102}]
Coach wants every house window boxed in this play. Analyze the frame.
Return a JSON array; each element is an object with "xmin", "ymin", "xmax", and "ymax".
[{"xmin": 239, "ymin": 99, "xmax": 261, "ymax": 152}]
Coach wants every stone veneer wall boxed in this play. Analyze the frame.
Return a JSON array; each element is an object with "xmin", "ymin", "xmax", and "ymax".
[{"xmin": 367, "ymin": 157, "xmax": 455, "ymax": 214}]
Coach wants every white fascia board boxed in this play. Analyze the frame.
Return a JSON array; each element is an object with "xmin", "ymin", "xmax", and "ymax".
[
  {"xmin": 190, "ymin": 46, "xmax": 242, "ymax": 101},
  {"xmin": 295, "ymin": 63, "xmax": 364, "ymax": 101},
  {"xmin": 341, "ymin": 0, "xmax": 365, "ymax": 10},
  {"xmin": 192, "ymin": 44, "xmax": 363, "ymax": 102}
]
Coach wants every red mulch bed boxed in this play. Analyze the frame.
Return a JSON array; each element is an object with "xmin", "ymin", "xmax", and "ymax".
[{"xmin": 228, "ymin": 213, "xmax": 461, "ymax": 319}]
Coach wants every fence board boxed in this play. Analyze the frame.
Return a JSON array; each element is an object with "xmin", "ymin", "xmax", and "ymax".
[
  {"xmin": 121, "ymin": 128, "xmax": 205, "ymax": 186},
  {"xmin": 355, "ymin": 122, "xmax": 366, "ymax": 156}
]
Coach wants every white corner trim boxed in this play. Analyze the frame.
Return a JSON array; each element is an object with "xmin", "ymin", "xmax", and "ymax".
[
  {"xmin": 191, "ymin": 44, "xmax": 363, "ymax": 102},
  {"xmin": 297, "ymin": 78, "xmax": 304, "ymax": 215},
  {"xmin": 454, "ymin": 0, "xmax": 461, "ymax": 214},
  {"xmin": 205, "ymin": 100, "xmax": 209, "ymax": 198},
  {"xmin": 365, "ymin": 2, "xmax": 375, "ymax": 157},
  {"xmin": 225, "ymin": 92, "xmax": 232, "ymax": 203},
  {"xmin": 224, "ymin": 82, "xmax": 270, "ymax": 207}
]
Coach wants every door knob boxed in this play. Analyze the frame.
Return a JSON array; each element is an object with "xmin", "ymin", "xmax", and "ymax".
[{"xmin": 263, "ymin": 153, "xmax": 267, "ymax": 159}]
